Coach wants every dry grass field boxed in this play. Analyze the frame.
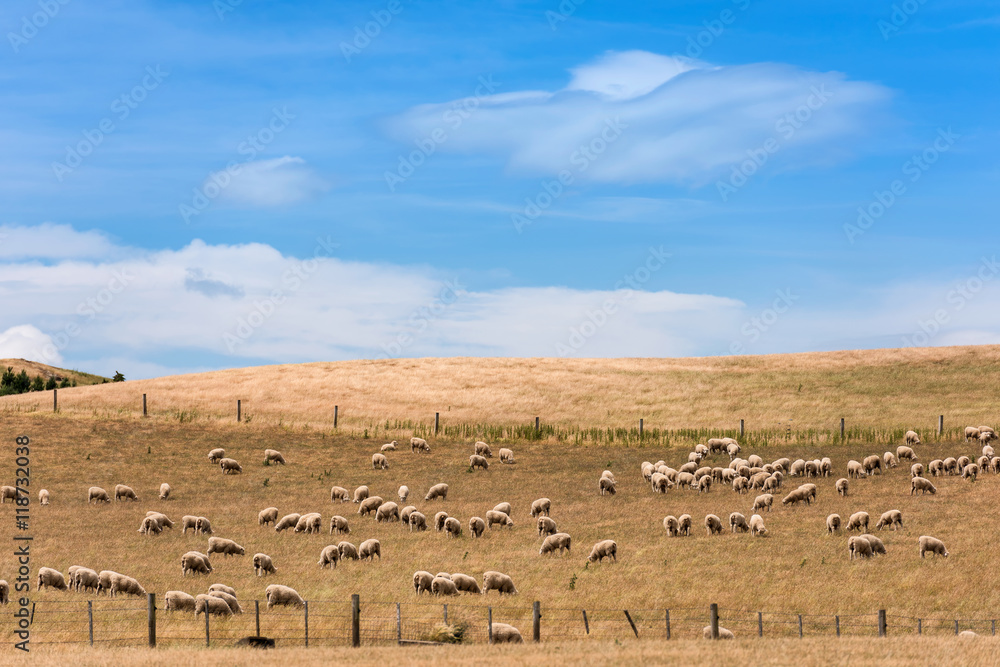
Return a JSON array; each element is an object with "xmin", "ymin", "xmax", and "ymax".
[
  {"xmin": 0, "ymin": 358, "xmax": 108, "ymax": 386},
  {"xmin": 2, "ymin": 346, "xmax": 1000, "ymax": 433}
]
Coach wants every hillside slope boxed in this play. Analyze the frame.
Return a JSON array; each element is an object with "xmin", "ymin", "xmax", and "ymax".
[{"xmin": 0, "ymin": 358, "xmax": 109, "ymax": 386}]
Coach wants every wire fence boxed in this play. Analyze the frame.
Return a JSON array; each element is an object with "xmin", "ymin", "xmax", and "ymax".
[{"xmin": 5, "ymin": 597, "xmax": 1000, "ymax": 649}]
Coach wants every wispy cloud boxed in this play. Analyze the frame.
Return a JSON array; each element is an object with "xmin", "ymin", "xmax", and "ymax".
[{"xmin": 209, "ymin": 156, "xmax": 330, "ymax": 207}]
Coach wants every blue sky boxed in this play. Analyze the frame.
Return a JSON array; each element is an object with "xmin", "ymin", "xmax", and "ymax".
[{"xmin": 1, "ymin": 0, "xmax": 998, "ymax": 378}]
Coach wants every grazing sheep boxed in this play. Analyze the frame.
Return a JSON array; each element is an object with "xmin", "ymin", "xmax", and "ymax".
[
  {"xmin": 114, "ymin": 484, "xmax": 138, "ymax": 502},
  {"xmin": 688, "ymin": 452, "xmax": 704, "ymax": 464},
  {"xmin": 220, "ymin": 458, "xmax": 243, "ymax": 474},
  {"xmin": 726, "ymin": 443, "xmax": 741, "ymax": 459},
  {"xmin": 491, "ymin": 622, "xmax": 523, "ymax": 643},
  {"xmin": 911, "ymin": 463, "xmax": 924, "ymax": 478},
  {"xmin": 413, "ymin": 571, "xmax": 434, "ymax": 594},
  {"xmin": 265, "ymin": 584, "xmax": 305, "ymax": 609},
  {"xmin": 338, "ymin": 542, "xmax": 359, "ymax": 560},
  {"xmin": 661, "ymin": 515, "xmax": 681, "ymax": 536},
  {"xmin": 359, "ymin": 538, "xmax": 381, "ymax": 561},
  {"xmin": 208, "ymin": 583, "xmax": 236, "ymax": 598},
  {"xmin": 732, "ymin": 477, "xmax": 749, "ymax": 494},
  {"xmin": 898, "ymin": 445, "xmax": 917, "ymax": 461},
  {"xmin": 749, "ymin": 514, "xmax": 767, "ymax": 537},
  {"xmin": 73, "ymin": 568, "xmax": 99, "ymax": 593},
  {"xmin": 196, "ymin": 517, "xmax": 214, "ymax": 535},
  {"xmin": 540, "ymin": 532, "xmax": 572, "ymax": 556},
  {"xmin": 919, "ymin": 535, "xmax": 948, "ymax": 558},
  {"xmin": 482, "ymin": 510, "xmax": 511, "ymax": 530},
  {"xmin": 846, "ymin": 461, "xmax": 866, "ymax": 479},
  {"xmin": 963, "ymin": 463, "xmax": 979, "ymax": 482},
  {"xmin": 475, "ymin": 441, "xmax": 493, "ymax": 458},
  {"xmin": 651, "ymin": 473, "xmax": 672, "ymax": 494},
  {"xmin": 904, "ymin": 430, "xmax": 921, "ymax": 447},
  {"xmin": 470, "ymin": 454, "xmax": 490, "ymax": 471},
  {"xmin": 876, "ymin": 510, "xmax": 903, "ymax": 531},
  {"xmin": 450, "ymin": 573, "xmax": 481, "ymax": 594},
  {"xmin": 821, "ymin": 458, "xmax": 833, "ymax": 477},
  {"xmin": 110, "ymin": 573, "xmax": 146, "ymax": 598},
  {"xmin": 678, "ymin": 514, "xmax": 693, "ymax": 536},
  {"xmin": 753, "ymin": 494, "xmax": 773, "ymax": 513},
  {"xmin": 762, "ymin": 476, "xmax": 780, "ymax": 493},
  {"xmin": 409, "ymin": 512, "xmax": 428, "ymax": 532},
  {"xmin": 499, "ymin": 448, "xmax": 516, "ymax": 464},
  {"xmin": 207, "ymin": 537, "xmax": 245, "ymax": 557},
  {"xmin": 805, "ymin": 460, "xmax": 820, "ymax": 477},
  {"xmin": 704, "ymin": 514, "xmax": 724, "ymax": 535},
  {"xmin": 781, "ymin": 488, "xmax": 811, "ymax": 506},
  {"xmin": 138, "ymin": 516, "xmax": 162, "ymax": 535},
  {"xmin": 494, "ymin": 502, "xmax": 512, "ymax": 516},
  {"xmin": 860, "ymin": 534, "xmax": 887, "ymax": 556},
  {"xmin": 372, "ymin": 453, "xmax": 389, "ymax": 470},
  {"xmin": 433, "ymin": 511, "xmax": 449, "ymax": 531},
  {"xmin": 330, "ymin": 486, "xmax": 350, "ymax": 502},
  {"xmin": 181, "ymin": 515, "xmax": 200, "ymax": 534},
  {"xmin": 835, "ymin": 478, "xmax": 849, "ymax": 497},
  {"xmin": 400, "ymin": 505, "xmax": 416, "ymax": 524},
  {"xmin": 353, "ymin": 486, "xmax": 369, "ymax": 503},
  {"xmin": 469, "ymin": 516, "xmax": 486, "ymax": 538},
  {"xmin": 425, "ymin": 483, "xmax": 449, "ymax": 501},
  {"xmin": 258, "ymin": 507, "xmax": 279, "ymax": 526},
  {"xmin": 318, "ymin": 545, "xmax": 341, "ymax": 569},
  {"xmin": 275, "ymin": 513, "xmax": 302, "ymax": 532},
  {"xmin": 195, "ymin": 594, "xmax": 233, "ymax": 617},
  {"xmin": 862, "ymin": 455, "xmax": 882, "ymax": 475},
  {"xmin": 534, "ymin": 516, "xmax": 557, "ymax": 538},
  {"xmin": 376, "ymin": 502, "xmax": 400, "ymax": 523},
  {"xmin": 410, "ymin": 437, "xmax": 431, "ymax": 453},
  {"xmin": 36, "ymin": 567, "xmax": 68, "ymax": 591},
  {"xmin": 911, "ymin": 477, "xmax": 937, "ymax": 495},
  {"xmin": 790, "ymin": 460, "xmax": 806, "ymax": 476},
  {"xmin": 253, "ymin": 553, "xmax": 276, "ymax": 576},
  {"xmin": 883, "ymin": 452, "xmax": 898, "ymax": 469},
  {"xmin": 827, "ymin": 514, "xmax": 842, "ymax": 533},
  {"xmin": 729, "ymin": 512, "xmax": 749, "ymax": 533},
  {"xmin": 482, "ymin": 571, "xmax": 518, "ymax": 595},
  {"xmin": 600, "ymin": 476, "xmax": 617, "ymax": 495},
  {"xmin": 703, "ymin": 626, "xmax": 735, "ymax": 640},
  {"xmin": 207, "ymin": 448, "xmax": 225, "ymax": 463},
  {"xmin": 697, "ymin": 476, "xmax": 712, "ymax": 493},
  {"xmin": 966, "ymin": 426, "xmax": 981, "ymax": 441},
  {"xmin": 209, "ymin": 590, "xmax": 243, "ymax": 615},
  {"xmin": 530, "ymin": 498, "xmax": 551, "ymax": 517},
  {"xmin": 847, "ymin": 512, "xmax": 870, "ymax": 532},
  {"xmin": 358, "ymin": 496, "xmax": 384, "ymax": 517},
  {"xmin": 97, "ymin": 571, "xmax": 121, "ymax": 596},
  {"xmin": 943, "ymin": 457, "xmax": 958, "ymax": 475},
  {"xmin": 432, "ymin": 576, "xmax": 460, "ymax": 596},
  {"xmin": 397, "ymin": 486, "xmax": 409, "ymax": 503},
  {"xmin": 641, "ymin": 462, "xmax": 655, "ymax": 482},
  {"xmin": 164, "ymin": 591, "xmax": 197, "ymax": 612},
  {"xmin": 155, "ymin": 483, "xmax": 170, "ymax": 501},
  {"xmin": 982, "ymin": 431, "xmax": 997, "ymax": 445},
  {"xmin": 978, "ymin": 455, "xmax": 991, "ymax": 471},
  {"xmin": 381, "ymin": 441, "xmax": 398, "ymax": 452},
  {"xmin": 848, "ymin": 536, "xmax": 873, "ymax": 560},
  {"xmin": 329, "ymin": 515, "xmax": 350, "ymax": 534},
  {"xmin": 33, "ymin": 488, "xmax": 48, "ymax": 506},
  {"xmin": 959, "ymin": 630, "xmax": 978, "ymax": 638},
  {"xmin": 928, "ymin": 460, "xmax": 945, "ymax": 477},
  {"xmin": 444, "ymin": 517, "xmax": 463, "ymax": 538}
]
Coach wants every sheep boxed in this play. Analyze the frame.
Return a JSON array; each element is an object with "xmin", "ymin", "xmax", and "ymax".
[
  {"xmin": 372, "ymin": 453, "xmax": 389, "ymax": 470},
  {"xmin": 196, "ymin": 516, "xmax": 214, "ymax": 535},
  {"xmin": 475, "ymin": 441, "xmax": 493, "ymax": 458},
  {"xmin": 876, "ymin": 510, "xmax": 903, "ymax": 531},
  {"xmin": 318, "ymin": 545, "xmax": 341, "ymax": 569},
  {"xmin": 530, "ymin": 498, "xmax": 551, "ymax": 517},
  {"xmin": 911, "ymin": 477, "xmax": 937, "ymax": 495},
  {"xmin": 138, "ymin": 516, "xmax": 162, "ymax": 535},
  {"xmin": 1, "ymin": 579, "xmax": 10, "ymax": 604},
  {"xmin": 911, "ymin": 463, "xmax": 924, "ymax": 478},
  {"xmin": 883, "ymin": 452, "xmax": 898, "ymax": 469},
  {"xmin": 928, "ymin": 459, "xmax": 945, "ymax": 476},
  {"xmin": 688, "ymin": 452, "xmax": 704, "ymax": 465},
  {"xmin": 982, "ymin": 431, "xmax": 998, "ymax": 445},
  {"xmin": 827, "ymin": 514, "xmax": 842, "ymax": 533},
  {"xmin": 993, "ymin": 458, "xmax": 1000, "ymax": 475},
  {"xmin": 400, "ymin": 505, "xmax": 416, "ymax": 524},
  {"xmin": 494, "ymin": 502, "xmax": 512, "ymax": 516},
  {"xmin": 862, "ymin": 455, "xmax": 882, "ymax": 475},
  {"xmin": 208, "ymin": 583, "xmax": 236, "ymax": 598},
  {"xmin": 359, "ymin": 538, "xmax": 382, "ymax": 561},
  {"xmin": 330, "ymin": 486, "xmax": 350, "ymax": 502},
  {"xmin": 253, "ymin": 553, "xmax": 276, "ymax": 576},
  {"xmin": 732, "ymin": 477, "xmax": 749, "ymax": 494},
  {"xmin": 110, "ymin": 573, "xmax": 146, "ymax": 598},
  {"xmin": 704, "ymin": 514, "xmax": 724, "ymax": 535},
  {"xmin": 790, "ymin": 460, "xmax": 806, "ymax": 476},
  {"xmin": 338, "ymin": 542, "xmax": 359, "ymax": 560},
  {"xmin": 729, "ymin": 512, "xmax": 749, "ymax": 533},
  {"xmin": 749, "ymin": 514, "xmax": 767, "ymax": 537},
  {"xmin": 678, "ymin": 514, "xmax": 693, "ymax": 536},
  {"xmin": 963, "ymin": 463, "xmax": 979, "ymax": 482},
  {"xmin": 679, "ymin": 462, "xmax": 698, "ymax": 475},
  {"xmin": 430, "ymin": 512, "xmax": 447, "ymax": 531},
  {"xmin": 600, "ymin": 476, "xmax": 617, "ymax": 495},
  {"xmin": 381, "ymin": 440, "xmax": 398, "ymax": 452},
  {"xmin": 294, "ymin": 512, "xmax": 323, "ymax": 534},
  {"xmin": 697, "ymin": 476, "xmax": 712, "ymax": 493},
  {"xmin": 830, "ymin": 478, "xmax": 847, "ymax": 499},
  {"xmin": 261, "ymin": 449, "xmax": 286, "ymax": 465},
  {"xmin": 353, "ymin": 486, "xmax": 369, "ymax": 503},
  {"xmin": 34, "ymin": 487, "xmax": 50, "ymax": 506},
  {"xmin": 694, "ymin": 466, "xmax": 713, "ymax": 480},
  {"xmin": 413, "ymin": 571, "xmax": 434, "ymax": 595},
  {"xmin": 966, "ymin": 426, "xmax": 981, "ymax": 441},
  {"xmin": 358, "ymin": 497, "xmax": 384, "ymax": 517},
  {"xmin": 860, "ymin": 534, "xmax": 887, "ymax": 556},
  {"xmin": 959, "ymin": 630, "xmax": 978, "ymax": 638},
  {"xmin": 641, "ymin": 462, "xmax": 655, "ymax": 482},
  {"xmin": 410, "ymin": 437, "xmax": 430, "ymax": 453},
  {"xmin": 491, "ymin": 622, "xmax": 524, "ymax": 643},
  {"xmin": 425, "ymin": 483, "xmax": 449, "ymax": 501},
  {"xmin": 193, "ymin": 597, "xmax": 230, "ymax": 619},
  {"xmin": 144, "ymin": 511, "xmax": 174, "ymax": 530},
  {"xmin": 943, "ymin": 457, "xmax": 959, "ymax": 475},
  {"xmin": 847, "ymin": 461, "xmax": 866, "ymax": 479},
  {"xmin": 821, "ymin": 457, "xmax": 833, "ymax": 477},
  {"xmin": 329, "ymin": 515, "xmax": 350, "ymax": 534},
  {"xmin": 470, "ymin": 516, "xmax": 486, "ymax": 538},
  {"xmin": 499, "ymin": 448, "xmax": 516, "ymax": 464},
  {"xmin": 181, "ymin": 515, "xmax": 200, "ymax": 534},
  {"xmin": 703, "ymin": 626, "xmax": 735, "ymax": 640},
  {"xmin": 258, "ymin": 507, "xmax": 279, "ymax": 526},
  {"xmin": 469, "ymin": 454, "xmax": 490, "ymax": 471},
  {"xmin": 482, "ymin": 571, "xmax": 518, "ymax": 595},
  {"xmin": 275, "ymin": 513, "xmax": 302, "ymax": 532},
  {"xmin": 919, "ymin": 535, "xmax": 948, "ymax": 558},
  {"xmin": 207, "ymin": 537, "xmax": 245, "ymax": 557},
  {"xmin": 74, "ymin": 568, "xmax": 100, "ymax": 593},
  {"xmin": 36, "ymin": 567, "xmax": 68, "ymax": 591},
  {"xmin": 451, "ymin": 573, "xmax": 481, "ymax": 594},
  {"xmin": 805, "ymin": 460, "xmax": 820, "ymax": 477},
  {"xmin": 376, "ymin": 502, "xmax": 400, "ymax": 523},
  {"xmin": 726, "ymin": 443, "xmax": 741, "ymax": 459},
  {"xmin": 753, "ymin": 494, "xmax": 773, "ymax": 513},
  {"xmin": 432, "ymin": 576, "xmax": 460, "ymax": 596},
  {"xmin": 540, "ymin": 532, "xmax": 572, "ymax": 556},
  {"xmin": 164, "ymin": 591, "xmax": 197, "ymax": 612},
  {"xmin": 409, "ymin": 512, "xmax": 428, "ymax": 532},
  {"xmin": 208, "ymin": 448, "xmax": 225, "ymax": 463},
  {"xmin": 661, "ymin": 515, "xmax": 681, "ymax": 536},
  {"xmin": 897, "ymin": 445, "xmax": 917, "ymax": 461},
  {"xmin": 651, "ymin": 473, "xmax": 672, "ymax": 493},
  {"xmin": 0, "ymin": 486, "xmax": 17, "ymax": 504},
  {"xmin": 904, "ymin": 430, "xmax": 921, "ymax": 446},
  {"xmin": 220, "ymin": 458, "xmax": 243, "ymax": 474},
  {"xmin": 444, "ymin": 517, "xmax": 463, "ymax": 538},
  {"xmin": 749, "ymin": 472, "xmax": 769, "ymax": 490},
  {"xmin": 848, "ymin": 536, "xmax": 873, "ymax": 560},
  {"xmin": 397, "ymin": 486, "xmax": 409, "ymax": 503},
  {"xmin": 114, "ymin": 484, "xmax": 138, "ymax": 502},
  {"xmin": 847, "ymin": 511, "xmax": 870, "ymax": 532},
  {"xmin": 978, "ymin": 455, "xmax": 991, "ymax": 471},
  {"xmin": 97, "ymin": 571, "xmax": 121, "ymax": 596},
  {"xmin": 781, "ymin": 488, "xmax": 811, "ymax": 506},
  {"xmin": 209, "ymin": 590, "xmax": 243, "ymax": 614},
  {"xmin": 266, "ymin": 584, "xmax": 305, "ymax": 609}
]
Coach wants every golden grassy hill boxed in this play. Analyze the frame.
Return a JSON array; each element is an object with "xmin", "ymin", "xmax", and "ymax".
[{"xmin": 0, "ymin": 357, "xmax": 109, "ymax": 386}]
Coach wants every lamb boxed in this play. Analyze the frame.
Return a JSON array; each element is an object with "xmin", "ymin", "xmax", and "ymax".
[
  {"xmin": 530, "ymin": 498, "xmax": 551, "ymax": 517},
  {"xmin": 875, "ymin": 510, "xmax": 903, "ymax": 531},
  {"xmin": 253, "ymin": 553, "xmax": 276, "ymax": 576},
  {"xmin": 36, "ymin": 567, "xmax": 68, "ymax": 591},
  {"xmin": 752, "ymin": 494, "xmax": 773, "ymax": 513},
  {"xmin": 409, "ymin": 511, "xmax": 428, "ymax": 532},
  {"xmin": 499, "ymin": 448, "xmax": 516, "ymax": 464},
  {"xmin": 196, "ymin": 516, "xmax": 214, "ymax": 534},
  {"xmin": 114, "ymin": 484, "xmax": 138, "ymax": 502},
  {"xmin": 431, "ymin": 576, "xmax": 460, "ymax": 596},
  {"xmin": 827, "ymin": 514, "xmax": 842, "ymax": 533},
  {"xmin": 425, "ymin": 483, "xmax": 449, "ymax": 501},
  {"xmin": 275, "ymin": 513, "xmax": 302, "ymax": 532},
  {"xmin": 219, "ymin": 458, "xmax": 243, "ymax": 474},
  {"xmin": 749, "ymin": 514, "xmax": 767, "ymax": 537},
  {"xmin": 729, "ymin": 512, "xmax": 749, "ymax": 533},
  {"xmin": 294, "ymin": 513, "xmax": 323, "ymax": 534},
  {"xmin": 491, "ymin": 622, "xmax": 524, "ymax": 643},
  {"xmin": 410, "ymin": 437, "xmax": 431, "ymax": 453},
  {"xmin": 208, "ymin": 536, "xmax": 245, "ymax": 557},
  {"xmin": 338, "ymin": 542, "xmax": 359, "ymax": 560},
  {"xmin": 962, "ymin": 463, "xmax": 979, "ymax": 482},
  {"xmin": 600, "ymin": 476, "xmax": 618, "ymax": 495},
  {"xmin": 258, "ymin": 507, "xmax": 279, "ymax": 526},
  {"xmin": 413, "ymin": 571, "xmax": 434, "ymax": 595},
  {"xmin": 904, "ymin": 430, "xmax": 921, "ymax": 447},
  {"xmin": 358, "ymin": 497, "xmax": 384, "ymax": 517},
  {"xmin": 397, "ymin": 486, "xmax": 409, "ymax": 503},
  {"xmin": 266, "ymin": 584, "xmax": 305, "ymax": 609},
  {"xmin": 359, "ymin": 538, "xmax": 381, "ymax": 561},
  {"xmin": 475, "ymin": 441, "xmax": 493, "ymax": 457},
  {"xmin": 697, "ymin": 476, "xmax": 712, "ymax": 493},
  {"xmin": 164, "ymin": 591, "xmax": 197, "ymax": 611},
  {"xmin": 318, "ymin": 545, "xmax": 341, "ymax": 569},
  {"xmin": 663, "ymin": 515, "xmax": 680, "ymax": 536},
  {"xmin": 846, "ymin": 461, "xmax": 866, "ymax": 479},
  {"xmin": 705, "ymin": 514, "xmax": 724, "ymax": 535},
  {"xmin": 540, "ymin": 532, "xmax": 572, "ymax": 556},
  {"xmin": 848, "ymin": 536, "xmax": 873, "ymax": 560},
  {"xmin": 782, "ymin": 488, "xmax": 811, "ymax": 506},
  {"xmin": 702, "ymin": 626, "xmax": 735, "ymax": 640},
  {"xmin": 897, "ymin": 444, "xmax": 917, "ymax": 461},
  {"xmin": 372, "ymin": 453, "xmax": 389, "ymax": 470},
  {"xmin": 330, "ymin": 486, "xmax": 350, "ymax": 502},
  {"xmin": 209, "ymin": 590, "xmax": 243, "ymax": 615},
  {"xmin": 836, "ymin": 478, "xmax": 849, "ymax": 497},
  {"xmin": 110, "ymin": 573, "xmax": 146, "ymax": 598},
  {"xmin": 381, "ymin": 441, "xmax": 398, "ymax": 452},
  {"xmin": 911, "ymin": 477, "xmax": 937, "ymax": 495},
  {"xmin": 444, "ymin": 517, "xmax": 463, "ymax": 538},
  {"xmin": 919, "ymin": 535, "xmax": 948, "ymax": 558},
  {"xmin": 678, "ymin": 514, "xmax": 692, "ymax": 536},
  {"xmin": 482, "ymin": 571, "xmax": 518, "ymax": 595},
  {"xmin": 470, "ymin": 516, "xmax": 486, "ymax": 538},
  {"xmin": 376, "ymin": 502, "xmax": 400, "ymax": 523},
  {"xmin": 847, "ymin": 511, "xmax": 870, "ymax": 532},
  {"xmin": 860, "ymin": 534, "xmax": 887, "ymax": 555},
  {"xmin": 494, "ymin": 502, "xmax": 512, "ymax": 516},
  {"xmin": 353, "ymin": 485, "xmax": 369, "ymax": 503},
  {"xmin": 208, "ymin": 448, "xmax": 225, "ymax": 463},
  {"xmin": 451, "ymin": 573, "xmax": 481, "ymax": 594},
  {"xmin": 911, "ymin": 463, "xmax": 924, "ymax": 478},
  {"xmin": 195, "ymin": 594, "xmax": 233, "ymax": 617},
  {"xmin": 263, "ymin": 449, "xmax": 286, "ymax": 465},
  {"xmin": 329, "ymin": 515, "xmax": 350, "ymax": 534}
]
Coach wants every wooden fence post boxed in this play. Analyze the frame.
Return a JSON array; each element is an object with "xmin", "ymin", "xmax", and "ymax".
[
  {"xmin": 954, "ymin": 620, "xmax": 959, "ymax": 635},
  {"xmin": 840, "ymin": 418, "xmax": 845, "ymax": 440},
  {"xmin": 237, "ymin": 399, "xmax": 242, "ymax": 423},
  {"xmin": 939, "ymin": 415, "xmax": 944, "ymax": 436},
  {"xmin": 535, "ymin": 417, "xmax": 540, "ymax": 433},
  {"xmin": 205, "ymin": 604, "xmax": 210, "ymax": 647},
  {"xmin": 758, "ymin": 611, "xmax": 763, "ymax": 637},
  {"xmin": 992, "ymin": 619, "xmax": 995, "ymax": 636},
  {"xmin": 435, "ymin": 412, "xmax": 439, "ymax": 435},
  {"xmin": 488, "ymin": 607, "xmax": 493, "ymax": 644},
  {"xmin": 147, "ymin": 593, "xmax": 156, "ymax": 648},
  {"xmin": 396, "ymin": 603, "xmax": 401, "ymax": 643},
  {"xmin": 639, "ymin": 418, "xmax": 643, "ymax": 437},
  {"xmin": 836, "ymin": 615, "xmax": 840, "ymax": 637},
  {"xmin": 443, "ymin": 603, "xmax": 448, "ymax": 625},
  {"xmin": 879, "ymin": 610, "xmax": 887, "ymax": 637},
  {"xmin": 624, "ymin": 610, "xmax": 639, "ymax": 638},
  {"xmin": 88, "ymin": 600, "xmax": 93, "ymax": 646},
  {"xmin": 532, "ymin": 601, "xmax": 541, "ymax": 642},
  {"xmin": 665, "ymin": 609, "xmax": 671, "ymax": 640},
  {"xmin": 53, "ymin": 389, "xmax": 57, "ymax": 413},
  {"xmin": 304, "ymin": 601, "xmax": 309, "ymax": 647},
  {"xmin": 918, "ymin": 618, "xmax": 922, "ymax": 635},
  {"xmin": 709, "ymin": 604, "xmax": 719, "ymax": 639},
  {"xmin": 334, "ymin": 405, "xmax": 338, "ymax": 428},
  {"xmin": 255, "ymin": 600, "xmax": 260, "ymax": 636},
  {"xmin": 351, "ymin": 594, "xmax": 360, "ymax": 647},
  {"xmin": 798, "ymin": 614, "xmax": 803, "ymax": 638},
  {"xmin": 142, "ymin": 393, "xmax": 147, "ymax": 417},
  {"xmin": 582, "ymin": 609, "xmax": 589, "ymax": 635},
  {"xmin": 740, "ymin": 419, "xmax": 745, "ymax": 438}
]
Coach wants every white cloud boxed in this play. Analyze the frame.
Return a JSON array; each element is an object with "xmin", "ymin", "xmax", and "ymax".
[
  {"xmin": 210, "ymin": 156, "xmax": 329, "ymax": 207},
  {"xmin": 0, "ymin": 324, "xmax": 61, "ymax": 363},
  {"xmin": 386, "ymin": 50, "xmax": 891, "ymax": 185},
  {"xmin": 0, "ymin": 223, "xmax": 121, "ymax": 260}
]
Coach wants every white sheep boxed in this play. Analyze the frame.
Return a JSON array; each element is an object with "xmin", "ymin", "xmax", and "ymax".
[
  {"xmin": 376, "ymin": 502, "xmax": 400, "ymax": 523},
  {"xmin": 0, "ymin": 486, "xmax": 18, "ymax": 504},
  {"xmin": 491, "ymin": 622, "xmax": 524, "ymax": 643},
  {"xmin": 729, "ymin": 512, "xmax": 749, "ymax": 533},
  {"xmin": 847, "ymin": 511, "xmax": 870, "ymax": 532},
  {"xmin": 408, "ymin": 511, "xmax": 428, "ymax": 531},
  {"xmin": 38, "ymin": 489, "xmax": 50, "ymax": 505},
  {"xmin": 353, "ymin": 485, "xmax": 369, "ymax": 503},
  {"xmin": 848, "ymin": 535, "xmax": 873, "ymax": 560},
  {"xmin": 539, "ymin": 532, "xmax": 571, "ymax": 556},
  {"xmin": 264, "ymin": 449, "xmax": 286, "ymax": 465},
  {"xmin": 266, "ymin": 584, "xmax": 305, "ymax": 609},
  {"xmin": 435, "ymin": 511, "xmax": 449, "ymax": 531},
  {"xmin": 109, "ymin": 573, "xmax": 146, "ymax": 598},
  {"xmin": 702, "ymin": 626, "xmax": 735, "ymax": 640},
  {"xmin": 359, "ymin": 538, "xmax": 381, "ymax": 561},
  {"xmin": 919, "ymin": 535, "xmax": 948, "ymax": 558},
  {"xmin": 493, "ymin": 502, "xmax": 512, "ymax": 516},
  {"xmin": 898, "ymin": 444, "xmax": 917, "ymax": 461},
  {"xmin": 451, "ymin": 573, "xmax": 481, "ymax": 594},
  {"xmin": 966, "ymin": 426, "xmax": 981, "ymax": 441},
  {"xmin": 499, "ymin": 448, "xmax": 515, "ymax": 464},
  {"xmin": 358, "ymin": 496, "xmax": 384, "ymax": 517},
  {"xmin": 530, "ymin": 498, "xmax": 551, "ymax": 517},
  {"xmin": 663, "ymin": 515, "xmax": 680, "ymax": 536},
  {"xmin": 588, "ymin": 539, "xmax": 618, "ymax": 562},
  {"xmin": 329, "ymin": 515, "xmax": 350, "ymax": 534},
  {"xmin": 431, "ymin": 576, "xmax": 460, "ymax": 596},
  {"xmin": 181, "ymin": 552, "xmax": 213, "ymax": 576},
  {"xmin": 836, "ymin": 478, "xmax": 849, "ymax": 497},
  {"xmin": 705, "ymin": 514, "xmax": 724, "ymax": 535},
  {"xmin": 114, "ymin": 484, "xmax": 138, "ymax": 502},
  {"xmin": 599, "ymin": 476, "xmax": 617, "ymax": 495},
  {"xmin": 209, "ymin": 590, "xmax": 243, "ymax": 615},
  {"xmin": 195, "ymin": 594, "xmax": 233, "ymax": 617},
  {"xmin": 470, "ymin": 516, "xmax": 486, "ymax": 538},
  {"xmin": 470, "ymin": 454, "xmax": 489, "ymax": 471},
  {"xmin": 330, "ymin": 486, "xmax": 350, "ymax": 502},
  {"xmin": 827, "ymin": 514, "xmax": 841, "ymax": 533},
  {"xmin": 181, "ymin": 515, "xmax": 199, "ymax": 534},
  {"xmin": 963, "ymin": 463, "xmax": 979, "ymax": 482},
  {"xmin": 275, "ymin": 513, "xmax": 302, "ymax": 533},
  {"xmin": 219, "ymin": 458, "xmax": 242, "ymax": 474},
  {"xmin": 74, "ymin": 568, "xmax": 100, "ymax": 593},
  {"xmin": 207, "ymin": 536, "xmax": 245, "ymax": 557},
  {"xmin": 207, "ymin": 448, "xmax": 225, "ymax": 463},
  {"xmin": 338, "ymin": 542, "xmax": 359, "ymax": 560},
  {"xmin": 398, "ymin": 486, "xmax": 409, "ymax": 502},
  {"xmin": 410, "ymin": 437, "xmax": 431, "ymax": 453},
  {"xmin": 157, "ymin": 483, "xmax": 170, "ymax": 500},
  {"xmin": 164, "ymin": 591, "xmax": 197, "ymax": 611},
  {"xmin": 424, "ymin": 483, "xmax": 449, "ymax": 501},
  {"xmin": 372, "ymin": 453, "xmax": 389, "ymax": 470},
  {"xmin": 846, "ymin": 461, "xmax": 866, "ymax": 479},
  {"xmin": 475, "ymin": 441, "xmax": 493, "ymax": 457},
  {"xmin": 904, "ymin": 430, "xmax": 921, "ymax": 446},
  {"xmin": 876, "ymin": 510, "xmax": 903, "ymax": 531},
  {"xmin": 253, "ymin": 553, "xmax": 276, "ymax": 576},
  {"xmin": 537, "ymin": 516, "xmax": 557, "ymax": 537},
  {"xmin": 482, "ymin": 571, "xmax": 518, "ymax": 595},
  {"xmin": 196, "ymin": 516, "xmax": 214, "ymax": 535},
  {"xmin": 444, "ymin": 516, "xmax": 462, "ymax": 537},
  {"xmin": 36, "ymin": 567, "xmax": 68, "ymax": 591},
  {"xmin": 318, "ymin": 545, "xmax": 341, "ymax": 569},
  {"xmin": 860, "ymin": 534, "xmax": 886, "ymax": 555},
  {"xmin": 678, "ymin": 514, "xmax": 692, "ymax": 536},
  {"xmin": 911, "ymin": 477, "xmax": 937, "ymax": 495},
  {"xmin": 413, "ymin": 570, "xmax": 434, "ymax": 595},
  {"xmin": 752, "ymin": 494, "xmax": 773, "ymax": 513},
  {"xmin": 381, "ymin": 441, "xmax": 398, "ymax": 452},
  {"xmin": 258, "ymin": 507, "xmax": 279, "ymax": 526}
]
